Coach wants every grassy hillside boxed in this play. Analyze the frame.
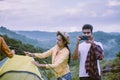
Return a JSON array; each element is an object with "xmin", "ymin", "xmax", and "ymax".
[{"xmin": 0, "ymin": 34, "xmax": 45, "ymax": 60}]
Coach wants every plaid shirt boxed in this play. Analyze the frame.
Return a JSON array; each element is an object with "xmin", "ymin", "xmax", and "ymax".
[{"xmin": 85, "ymin": 43, "xmax": 104, "ymax": 79}]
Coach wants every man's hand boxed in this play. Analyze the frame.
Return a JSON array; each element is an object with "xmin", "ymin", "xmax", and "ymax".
[
  {"xmin": 86, "ymin": 35, "xmax": 94, "ymax": 44},
  {"xmin": 76, "ymin": 36, "xmax": 82, "ymax": 44}
]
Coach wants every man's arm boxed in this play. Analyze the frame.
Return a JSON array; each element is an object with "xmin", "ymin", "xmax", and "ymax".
[
  {"xmin": 92, "ymin": 43, "xmax": 104, "ymax": 60},
  {"xmin": 72, "ymin": 36, "xmax": 81, "ymax": 60},
  {"xmin": 72, "ymin": 43, "xmax": 79, "ymax": 60},
  {"xmin": 87, "ymin": 35, "xmax": 104, "ymax": 60}
]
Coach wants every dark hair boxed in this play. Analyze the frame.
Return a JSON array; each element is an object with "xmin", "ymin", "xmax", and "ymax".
[
  {"xmin": 65, "ymin": 45, "xmax": 71, "ymax": 65},
  {"xmin": 82, "ymin": 24, "xmax": 93, "ymax": 32}
]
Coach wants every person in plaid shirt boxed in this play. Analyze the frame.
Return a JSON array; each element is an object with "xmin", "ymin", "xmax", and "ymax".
[{"xmin": 72, "ymin": 24, "xmax": 104, "ymax": 80}]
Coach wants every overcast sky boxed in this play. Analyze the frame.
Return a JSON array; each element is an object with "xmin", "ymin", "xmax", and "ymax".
[{"xmin": 0, "ymin": 0, "xmax": 120, "ymax": 32}]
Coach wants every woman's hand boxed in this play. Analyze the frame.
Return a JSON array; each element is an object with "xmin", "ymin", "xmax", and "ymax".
[
  {"xmin": 31, "ymin": 61, "xmax": 46, "ymax": 67},
  {"xmin": 24, "ymin": 51, "xmax": 35, "ymax": 57},
  {"xmin": 11, "ymin": 49, "xmax": 15, "ymax": 55}
]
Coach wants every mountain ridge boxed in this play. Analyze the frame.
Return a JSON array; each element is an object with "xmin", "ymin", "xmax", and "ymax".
[{"xmin": 0, "ymin": 26, "xmax": 120, "ymax": 59}]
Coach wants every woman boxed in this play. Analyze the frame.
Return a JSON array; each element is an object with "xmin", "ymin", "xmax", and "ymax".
[{"xmin": 24, "ymin": 31, "xmax": 72, "ymax": 80}]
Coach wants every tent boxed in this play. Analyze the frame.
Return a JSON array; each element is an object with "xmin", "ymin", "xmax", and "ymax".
[{"xmin": 0, "ymin": 55, "xmax": 45, "ymax": 80}]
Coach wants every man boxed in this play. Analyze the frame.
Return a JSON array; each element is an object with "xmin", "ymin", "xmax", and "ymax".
[
  {"xmin": 0, "ymin": 36, "xmax": 14, "ymax": 59},
  {"xmin": 72, "ymin": 24, "xmax": 104, "ymax": 80}
]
